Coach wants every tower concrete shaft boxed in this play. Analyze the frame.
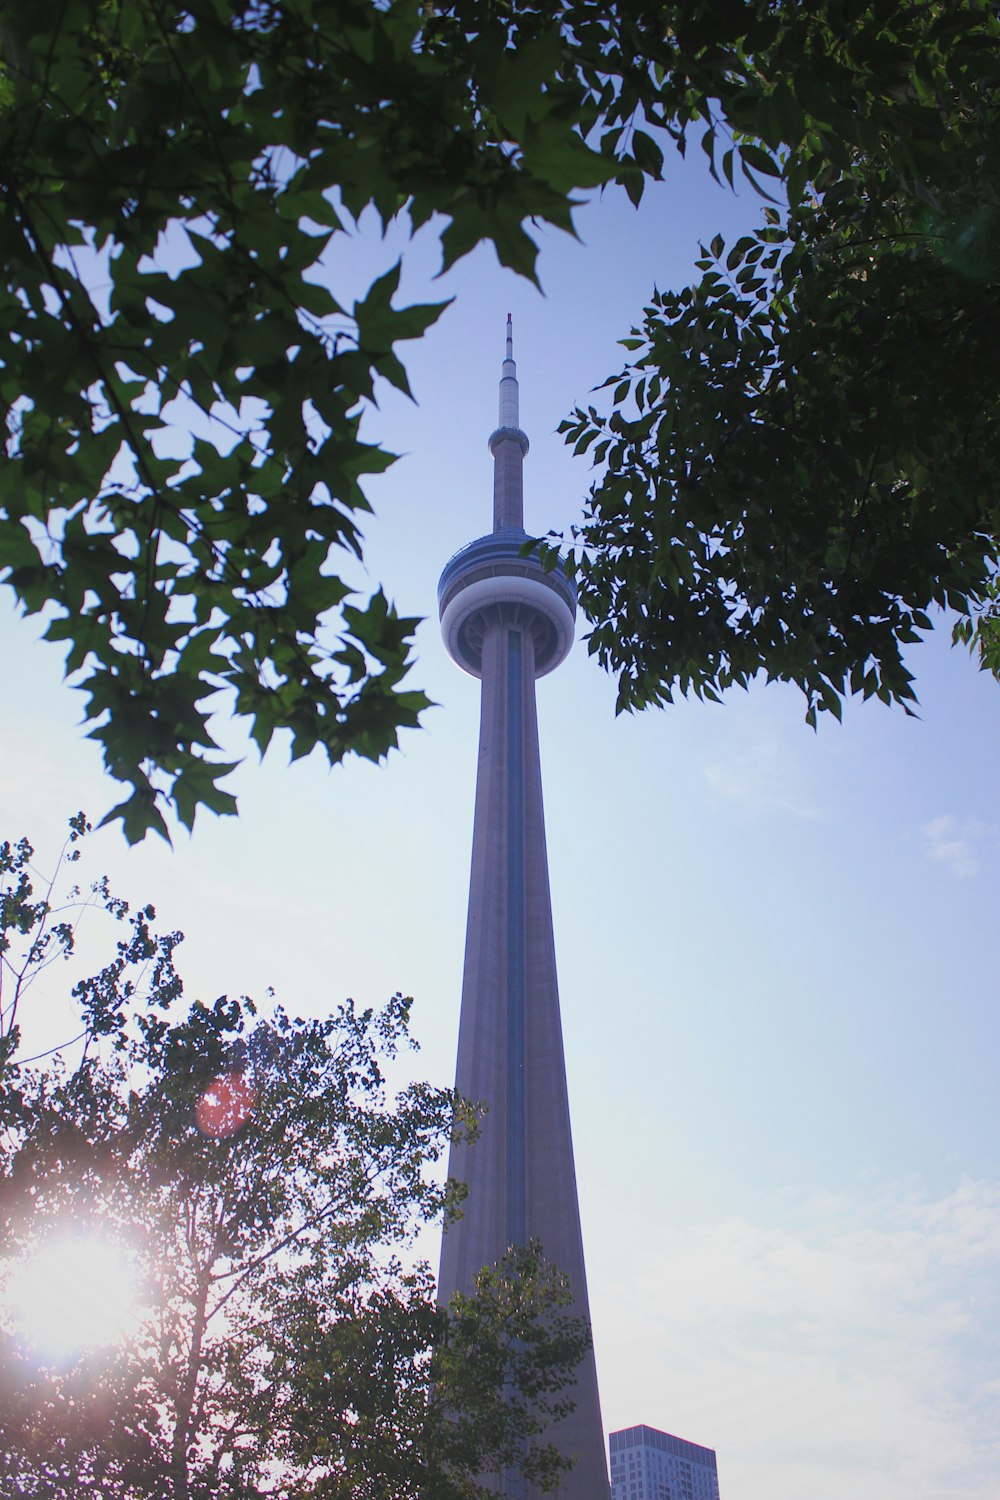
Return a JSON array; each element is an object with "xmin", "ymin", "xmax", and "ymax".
[{"xmin": 437, "ymin": 320, "xmax": 608, "ymax": 1499}]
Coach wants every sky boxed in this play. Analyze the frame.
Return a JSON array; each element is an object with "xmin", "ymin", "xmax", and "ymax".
[{"xmin": 2, "ymin": 143, "xmax": 999, "ymax": 1500}]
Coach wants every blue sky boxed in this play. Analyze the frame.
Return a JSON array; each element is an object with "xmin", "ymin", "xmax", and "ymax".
[{"xmin": 2, "ymin": 147, "xmax": 999, "ymax": 1500}]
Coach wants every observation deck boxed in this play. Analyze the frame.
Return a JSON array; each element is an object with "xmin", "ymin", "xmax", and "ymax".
[{"xmin": 438, "ymin": 526, "xmax": 576, "ymax": 679}]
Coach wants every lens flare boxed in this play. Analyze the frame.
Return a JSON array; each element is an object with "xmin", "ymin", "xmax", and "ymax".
[
  {"xmin": 5, "ymin": 1232, "xmax": 143, "ymax": 1361},
  {"xmin": 195, "ymin": 1071, "xmax": 256, "ymax": 1138}
]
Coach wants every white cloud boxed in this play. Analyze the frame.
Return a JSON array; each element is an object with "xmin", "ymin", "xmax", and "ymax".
[
  {"xmin": 594, "ymin": 1179, "xmax": 1000, "ymax": 1500},
  {"xmin": 703, "ymin": 738, "xmax": 822, "ymax": 820},
  {"xmin": 921, "ymin": 815, "xmax": 996, "ymax": 879}
]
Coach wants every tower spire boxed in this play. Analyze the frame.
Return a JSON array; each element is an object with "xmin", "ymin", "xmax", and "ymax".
[
  {"xmin": 490, "ymin": 314, "xmax": 529, "ymax": 531},
  {"xmin": 501, "ymin": 312, "xmax": 517, "ymax": 425}
]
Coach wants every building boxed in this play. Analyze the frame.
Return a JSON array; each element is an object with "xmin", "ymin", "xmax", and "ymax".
[
  {"xmin": 609, "ymin": 1426, "xmax": 721, "ymax": 1500},
  {"xmin": 436, "ymin": 318, "xmax": 609, "ymax": 1498}
]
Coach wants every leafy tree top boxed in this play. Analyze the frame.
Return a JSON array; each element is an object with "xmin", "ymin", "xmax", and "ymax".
[
  {"xmin": 0, "ymin": 0, "xmax": 644, "ymax": 842},
  {"xmin": 0, "ymin": 818, "xmax": 593, "ymax": 1498},
  {"xmin": 5, "ymin": 1, "xmax": 998, "ymax": 841},
  {"xmin": 559, "ymin": 0, "xmax": 1000, "ymax": 722}
]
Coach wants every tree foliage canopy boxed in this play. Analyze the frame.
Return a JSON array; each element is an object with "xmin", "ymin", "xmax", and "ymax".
[
  {"xmin": 0, "ymin": 824, "xmax": 590, "ymax": 1498},
  {"xmin": 5, "ymin": 3, "xmax": 998, "ymax": 844},
  {"xmin": 562, "ymin": 0, "xmax": 1000, "ymax": 722},
  {"xmin": 0, "ymin": 0, "xmax": 650, "ymax": 842}
]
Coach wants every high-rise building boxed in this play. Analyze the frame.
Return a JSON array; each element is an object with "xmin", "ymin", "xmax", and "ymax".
[
  {"xmin": 436, "ymin": 318, "xmax": 608, "ymax": 1498},
  {"xmin": 609, "ymin": 1426, "xmax": 721, "ymax": 1500}
]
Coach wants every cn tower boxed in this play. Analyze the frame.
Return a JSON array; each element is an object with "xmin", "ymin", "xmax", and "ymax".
[{"xmin": 437, "ymin": 317, "xmax": 609, "ymax": 1497}]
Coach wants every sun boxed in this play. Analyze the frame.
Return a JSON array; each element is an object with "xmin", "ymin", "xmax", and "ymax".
[{"xmin": 4, "ymin": 1231, "xmax": 144, "ymax": 1362}]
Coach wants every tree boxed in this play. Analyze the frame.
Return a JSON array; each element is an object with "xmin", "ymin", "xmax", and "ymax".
[
  {"xmin": 0, "ymin": 824, "xmax": 591, "ymax": 1497},
  {"xmin": 11, "ymin": 5, "xmax": 989, "ymax": 835},
  {"xmin": 0, "ymin": 0, "xmax": 655, "ymax": 843},
  {"xmin": 561, "ymin": 0, "xmax": 1000, "ymax": 723}
]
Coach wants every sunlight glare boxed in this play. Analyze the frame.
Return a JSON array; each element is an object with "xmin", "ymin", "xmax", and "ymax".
[
  {"xmin": 195, "ymin": 1070, "xmax": 256, "ymax": 1137},
  {"xmin": 5, "ymin": 1231, "xmax": 143, "ymax": 1361}
]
